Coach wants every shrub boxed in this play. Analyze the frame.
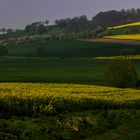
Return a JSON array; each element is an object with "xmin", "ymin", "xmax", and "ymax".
[
  {"xmin": 120, "ymin": 48, "xmax": 136, "ymax": 58},
  {"xmin": 0, "ymin": 45, "xmax": 8, "ymax": 59},
  {"xmin": 105, "ymin": 60, "xmax": 138, "ymax": 88},
  {"xmin": 36, "ymin": 46, "xmax": 47, "ymax": 57}
]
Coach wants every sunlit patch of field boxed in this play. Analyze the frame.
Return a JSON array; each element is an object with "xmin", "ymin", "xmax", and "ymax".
[
  {"xmin": 96, "ymin": 55, "xmax": 140, "ymax": 60},
  {"xmin": 104, "ymin": 34, "xmax": 140, "ymax": 41},
  {"xmin": 0, "ymin": 83, "xmax": 140, "ymax": 117},
  {"xmin": 84, "ymin": 38, "xmax": 140, "ymax": 45},
  {"xmin": 108, "ymin": 21, "xmax": 140, "ymax": 29}
]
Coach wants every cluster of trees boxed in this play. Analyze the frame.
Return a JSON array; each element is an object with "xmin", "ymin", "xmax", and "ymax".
[
  {"xmin": 55, "ymin": 15, "xmax": 89, "ymax": 33},
  {"xmin": 0, "ymin": 28, "xmax": 14, "ymax": 34},
  {"xmin": 54, "ymin": 8, "xmax": 140, "ymax": 33},
  {"xmin": 0, "ymin": 41, "xmax": 8, "ymax": 59},
  {"xmin": 93, "ymin": 9, "xmax": 140, "ymax": 27},
  {"xmin": 55, "ymin": 17, "xmax": 108, "ymax": 38},
  {"xmin": 24, "ymin": 15, "xmax": 100, "ymax": 36},
  {"xmin": 36, "ymin": 46, "xmax": 47, "ymax": 57},
  {"xmin": 106, "ymin": 60, "xmax": 138, "ymax": 88},
  {"xmin": 48, "ymin": 8, "xmax": 140, "ymax": 38},
  {"xmin": 83, "ymin": 26, "xmax": 107, "ymax": 38},
  {"xmin": 106, "ymin": 48, "xmax": 138, "ymax": 88},
  {"xmin": 25, "ymin": 21, "xmax": 49, "ymax": 35}
]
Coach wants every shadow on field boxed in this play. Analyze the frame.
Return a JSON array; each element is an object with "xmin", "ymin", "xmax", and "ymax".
[{"xmin": 0, "ymin": 78, "xmax": 109, "ymax": 86}]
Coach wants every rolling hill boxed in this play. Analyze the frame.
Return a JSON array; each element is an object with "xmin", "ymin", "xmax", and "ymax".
[
  {"xmin": 105, "ymin": 21, "xmax": 140, "ymax": 41},
  {"xmin": 6, "ymin": 40, "xmax": 140, "ymax": 58},
  {"xmin": 108, "ymin": 21, "xmax": 140, "ymax": 29},
  {"xmin": 107, "ymin": 21, "xmax": 140, "ymax": 35}
]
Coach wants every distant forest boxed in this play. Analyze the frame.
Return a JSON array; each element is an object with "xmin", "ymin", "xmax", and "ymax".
[
  {"xmin": 93, "ymin": 9, "xmax": 140, "ymax": 27},
  {"xmin": 54, "ymin": 8, "xmax": 140, "ymax": 31}
]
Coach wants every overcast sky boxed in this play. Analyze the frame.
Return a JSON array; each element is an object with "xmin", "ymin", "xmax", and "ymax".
[{"xmin": 0, "ymin": 0, "xmax": 140, "ymax": 29}]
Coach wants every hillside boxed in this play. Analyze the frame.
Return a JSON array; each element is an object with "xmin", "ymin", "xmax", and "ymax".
[
  {"xmin": 107, "ymin": 21, "xmax": 140, "ymax": 35},
  {"xmin": 5, "ymin": 40, "xmax": 140, "ymax": 58},
  {"xmin": 108, "ymin": 21, "xmax": 140, "ymax": 29}
]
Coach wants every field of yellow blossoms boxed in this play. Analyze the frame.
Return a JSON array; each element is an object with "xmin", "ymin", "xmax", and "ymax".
[
  {"xmin": 0, "ymin": 83, "xmax": 140, "ymax": 117},
  {"xmin": 104, "ymin": 34, "xmax": 140, "ymax": 41},
  {"xmin": 107, "ymin": 21, "xmax": 140, "ymax": 29}
]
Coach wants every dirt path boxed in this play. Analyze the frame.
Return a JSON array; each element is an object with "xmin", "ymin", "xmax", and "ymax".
[{"xmin": 82, "ymin": 38, "xmax": 140, "ymax": 45}]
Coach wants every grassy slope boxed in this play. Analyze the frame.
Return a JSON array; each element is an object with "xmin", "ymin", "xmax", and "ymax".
[
  {"xmin": 0, "ymin": 30, "xmax": 26, "ymax": 39},
  {"xmin": 107, "ymin": 21, "xmax": 140, "ymax": 35},
  {"xmin": 0, "ymin": 58, "xmax": 140, "ymax": 84},
  {"xmin": 0, "ymin": 58, "xmax": 109, "ymax": 84},
  {"xmin": 47, "ymin": 26, "xmax": 65, "ymax": 35},
  {"xmin": 108, "ymin": 21, "xmax": 140, "ymax": 29},
  {"xmin": 7, "ymin": 40, "xmax": 140, "ymax": 57},
  {"xmin": 2, "ymin": 39, "xmax": 140, "ymax": 83},
  {"xmin": 108, "ymin": 26, "xmax": 140, "ymax": 35}
]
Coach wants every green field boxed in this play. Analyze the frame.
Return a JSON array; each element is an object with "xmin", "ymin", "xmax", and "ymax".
[
  {"xmin": 107, "ymin": 25, "xmax": 140, "ymax": 35},
  {"xmin": 110, "ymin": 26, "xmax": 140, "ymax": 35},
  {"xmin": 7, "ymin": 40, "xmax": 140, "ymax": 57},
  {"xmin": 96, "ymin": 55, "xmax": 140, "ymax": 60},
  {"xmin": 107, "ymin": 21, "xmax": 140, "ymax": 35},
  {"xmin": 108, "ymin": 21, "xmax": 140, "ymax": 29},
  {"xmin": 0, "ymin": 58, "xmax": 109, "ymax": 84},
  {"xmin": 0, "ymin": 58, "xmax": 140, "ymax": 84}
]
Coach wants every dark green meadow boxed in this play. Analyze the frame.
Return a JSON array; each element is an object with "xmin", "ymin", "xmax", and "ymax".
[
  {"xmin": 0, "ymin": 57, "xmax": 140, "ymax": 85},
  {"xmin": 3, "ymin": 39, "xmax": 140, "ymax": 84},
  {"xmin": 0, "ymin": 58, "xmax": 109, "ymax": 84},
  {"xmin": 7, "ymin": 39, "xmax": 140, "ymax": 57},
  {"xmin": 108, "ymin": 25, "xmax": 140, "ymax": 35}
]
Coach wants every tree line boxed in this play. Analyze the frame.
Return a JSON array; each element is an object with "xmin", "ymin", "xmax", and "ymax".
[
  {"xmin": 55, "ymin": 15, "xmax": 89, "ymax": 33},
  {"xmin": 24, "ymin": 8, "xmax": 140, "ymax": 35},
  {"xmin": 0, "ymin": 28, "xmax": 14, "ymax": 34},
  {"xmin": 54, "ymin": 8, "xmax": 140, "ymax": 31},
  {"xmin": 25, "ymin": 21, "xmax": 49, "ymax": 35},
  {"xmin": 93, "ymin": 8, "xmax": 140, "ymax": 27}
]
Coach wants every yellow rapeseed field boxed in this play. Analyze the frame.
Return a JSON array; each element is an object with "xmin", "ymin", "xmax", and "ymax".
[
  {"xmin": 104, "ymin": 34, "xmax": 140, "ymax": 40},
  {"xmin": 108, "ymin": 21, "xmax": 140, "ymax": 29},
  {"xmin": 96, "ymin": 55, "xmax": 140, "ymax": 60},
  {"xmin": 0, "ymin": 83, "xmax": 140, "ymax": 116}
]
